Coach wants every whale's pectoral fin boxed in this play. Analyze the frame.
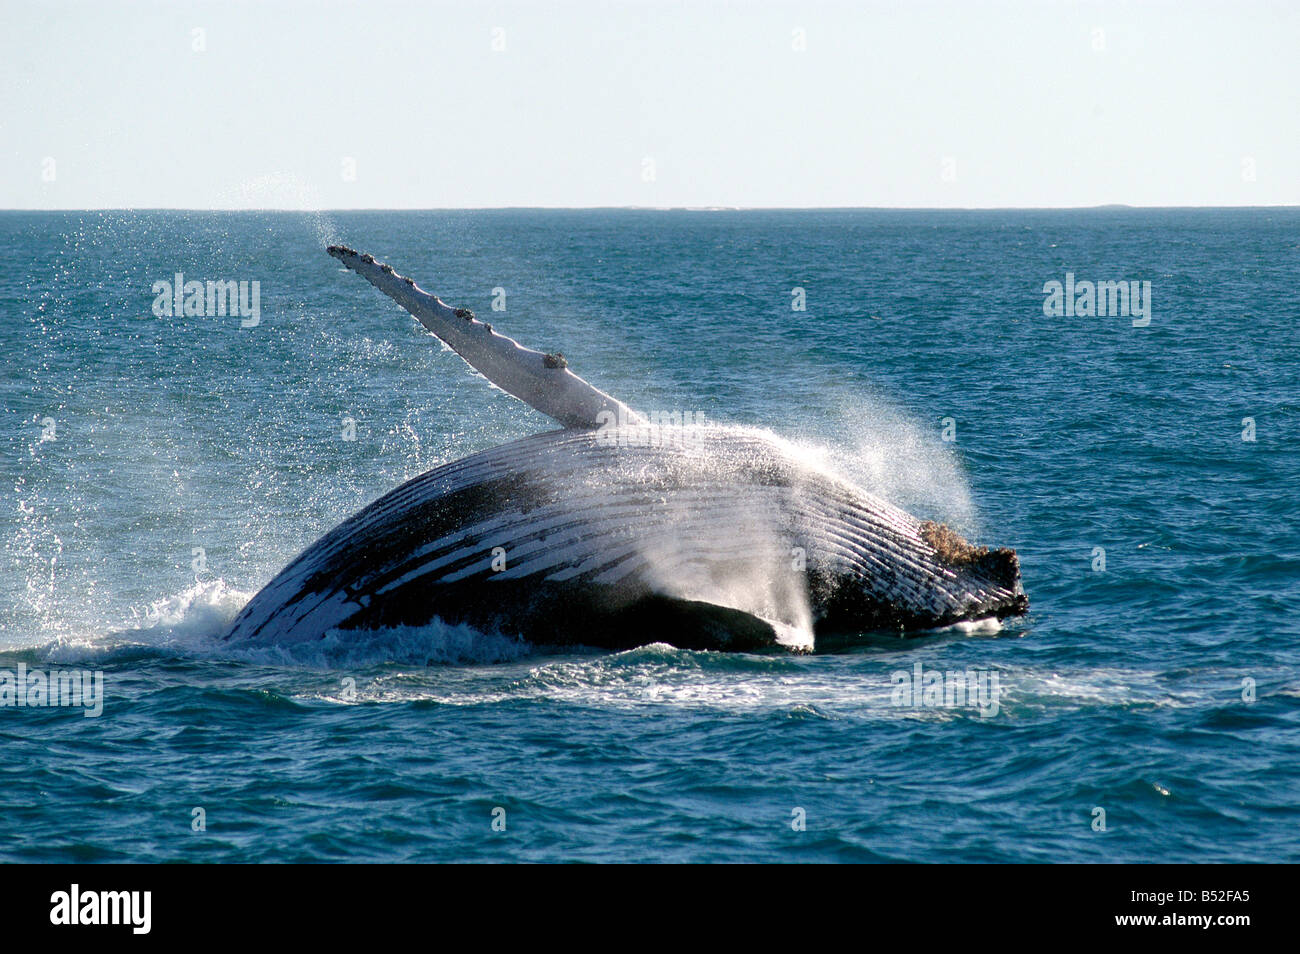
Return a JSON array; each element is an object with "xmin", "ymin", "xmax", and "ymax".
[{"xmin": 327, "ymin": 245, "xmax": 644, "ymax": 430}]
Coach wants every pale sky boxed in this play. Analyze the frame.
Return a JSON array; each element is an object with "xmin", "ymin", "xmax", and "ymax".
[{"xmin": 3, "ymin": 0, "xmax": 1297, "ymax": 208}]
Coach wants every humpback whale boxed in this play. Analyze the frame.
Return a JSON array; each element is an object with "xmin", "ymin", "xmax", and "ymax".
[{"xmin": 223, "ymin": 246, "xmax": 1027, "ymax": 653}]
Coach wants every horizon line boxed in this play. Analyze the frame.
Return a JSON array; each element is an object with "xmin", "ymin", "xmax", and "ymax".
[{"xmin": 0, "ymin": 203, "xmax": 1297, "ymax": 213}]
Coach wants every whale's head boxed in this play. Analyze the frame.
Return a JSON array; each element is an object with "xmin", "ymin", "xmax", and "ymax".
[
  {"xmin": 807, "ymin": 510, "xmax": 1028, "ymax": 635},
  {"xmin": 572, "ymin": 424, "xmax": 1029, "ymax": 639},
  {"xmin": 811, "ymin": 514, "xmax": 1024, "ymax": 634},
  {"xmin": 726, "ymin": 437, "xmax": 1031, "ymax": 636},
  {"xmin": 917, "ymin": 520, "xmax": 1028, "ymax": 617}
]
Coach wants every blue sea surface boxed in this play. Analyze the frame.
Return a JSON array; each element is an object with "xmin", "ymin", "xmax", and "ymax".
[{"xmin": 1, "ymin": 208, "xmax": 1297, "ymax": 862}]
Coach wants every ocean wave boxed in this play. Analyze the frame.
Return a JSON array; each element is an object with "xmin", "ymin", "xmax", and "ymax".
[
  {"xmin": 25, "ymin": 578, "xmax": 533, "ymax": 669},
  {"xmin": 230, "ymin": 622, "xmax": 534, "ymax": 670},
  {"xmin": 13, "ymin": 584, "xmax": 1265, "ymax": 724},
  {"xmin": 36, "ymin": 579, "xmax": 252, "ymax": 664}
]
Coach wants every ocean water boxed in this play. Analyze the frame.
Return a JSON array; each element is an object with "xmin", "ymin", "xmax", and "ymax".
[{"xmin": 2, "ymin": 208, "xmax": 1297, "ymax": 863}]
